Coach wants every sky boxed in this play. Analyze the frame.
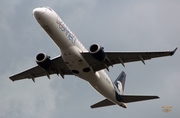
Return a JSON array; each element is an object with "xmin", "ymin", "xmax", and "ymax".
[{"xmin": 0, "ymin": 0, "xmax": 180, "ymax": 118}]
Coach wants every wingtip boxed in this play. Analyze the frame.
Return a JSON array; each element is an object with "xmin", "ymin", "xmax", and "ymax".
[{"xmin": 170, "ymin": 47, "xmax": 178, "ymax": 56}]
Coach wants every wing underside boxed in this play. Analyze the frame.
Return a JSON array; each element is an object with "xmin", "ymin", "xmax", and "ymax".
[
  {"xmin": 9, "ymin": 56, "xmax": 73, "ymax": 82},
  {"xmin": 82, "ymin": 48, "xmax": 177, "ymax": 72},
  {"xmin": 10, "ymin": 48, "xmax": 177, "ymax": 81}
]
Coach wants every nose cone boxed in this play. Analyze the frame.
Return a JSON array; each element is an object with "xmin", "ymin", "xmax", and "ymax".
[
  {"xmin": 33, "ymin": 7, "xmax": 56, "ymax": 26},
  {"xmin": 33, "ymin": 8, "xmax": 45, "ymax": 20}
]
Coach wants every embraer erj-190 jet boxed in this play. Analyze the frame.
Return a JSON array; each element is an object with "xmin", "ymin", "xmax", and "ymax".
[{"xmin": 10, "ymin": 7, "xmax": 177, "ymax": 109}]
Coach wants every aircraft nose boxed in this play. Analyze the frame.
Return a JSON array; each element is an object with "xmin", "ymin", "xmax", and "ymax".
[
  {"xmin": 33, "ymin": 7, "xmax": 45, "ymax": 20},
  {"xmin": 33, "ymin": 7, "xmax": 56, "ymax": 26}
]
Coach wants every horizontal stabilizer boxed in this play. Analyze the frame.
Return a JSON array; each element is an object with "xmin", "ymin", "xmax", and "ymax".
[
  {"xmin": 120, "ymin": 95, "xmax": 159, "ymax": 103},
  {"xmin": 91, "ymin": 99, "xmax": 115, "ymax": 108}
]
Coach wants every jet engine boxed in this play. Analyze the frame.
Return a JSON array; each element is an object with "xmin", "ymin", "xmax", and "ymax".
[
  {"xmin": 89, "ymin": 44, "xmax": 105, "ymax": 61},
  {"xmin": 36, "ymin": 53, "xmax": 51, "ymax": 70}
]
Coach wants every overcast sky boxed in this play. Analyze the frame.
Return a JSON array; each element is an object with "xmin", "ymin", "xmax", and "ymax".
[{"xmin": 0, "ymin": 0, "xmax": 180, "ymax": 118}]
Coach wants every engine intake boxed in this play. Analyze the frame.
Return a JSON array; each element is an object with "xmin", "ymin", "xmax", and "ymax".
[
  {"xmin": 36, "ymin": 53, "xmax": 51, "ymax": 70},
  {"xmin": 89, "ymin": 44, "xmax": 105, "ymax": 61}
]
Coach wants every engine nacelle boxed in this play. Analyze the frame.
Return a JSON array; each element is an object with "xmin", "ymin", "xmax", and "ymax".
[
  {"xmin": 89, "ymin": 44, "xmax": 105, "ymax": 61},
  {"xmin": 36, "ymin": 53, "xmax": 51, "ymax": 70}
]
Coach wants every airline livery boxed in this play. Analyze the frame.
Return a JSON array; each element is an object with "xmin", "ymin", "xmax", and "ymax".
[{"xmin": 10, "ymin": 7, "xmax": 177, "ymax": 108}]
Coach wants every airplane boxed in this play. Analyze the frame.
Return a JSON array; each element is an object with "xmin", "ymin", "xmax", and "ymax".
[{"xmin": 9, "ymin": 7, "xmax": 177, "ymax": 109}]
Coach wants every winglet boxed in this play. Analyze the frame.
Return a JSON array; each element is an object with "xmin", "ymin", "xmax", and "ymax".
[{"xmin": 170, "ymin": 47, "xmax": 178, "ymax": 56}]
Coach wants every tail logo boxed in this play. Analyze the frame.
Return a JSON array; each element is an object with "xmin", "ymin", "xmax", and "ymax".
[{"xmin": 117, "ymin": 81, "xmax": 123, "ymax": 92}]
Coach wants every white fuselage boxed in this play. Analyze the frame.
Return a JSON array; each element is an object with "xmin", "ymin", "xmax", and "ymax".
[{"xmin": 33, "ymin": 7, "xmax": 126, "ymax": 107}]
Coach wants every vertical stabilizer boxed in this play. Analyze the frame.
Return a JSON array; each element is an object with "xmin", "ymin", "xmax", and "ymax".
[{"xmin": 114, "ymin": 71, "xmax": 126, "ymax": 95}]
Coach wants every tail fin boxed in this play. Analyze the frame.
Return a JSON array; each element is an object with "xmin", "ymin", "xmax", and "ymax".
[{"xmin": 114, "ymin": 71, "xmax": 126, "ymax": 95}]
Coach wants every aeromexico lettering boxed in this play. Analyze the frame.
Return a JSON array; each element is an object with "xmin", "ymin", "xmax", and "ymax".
[{"xmin": 56, "ymin": 18, "xmax": 76, "ymax": 45}]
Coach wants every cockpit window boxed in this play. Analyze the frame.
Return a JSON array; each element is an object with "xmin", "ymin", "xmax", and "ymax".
[
  {"xmin": 48, "ymin": 7, "xmax": 52, "ymax": 11},
  {"xmin": 39, "ymin": 6, "xmax": 53, "ymax": 12},
  {"xmin": 44, "ymin": 7, "xmax": 52, "ymax": 11}
]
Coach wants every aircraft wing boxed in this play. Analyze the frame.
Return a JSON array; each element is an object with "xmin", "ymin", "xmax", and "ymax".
[
  {"xmin": 82, "ymin": 48, "xmax": 177, "ymax": 72},
  {"xmin": 120, "ymin": 95, "xmax": 159, "ymax": 103},
  {"xmin": 9, "ymin": 56, "xmax": 73, "ymax": 82}
]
